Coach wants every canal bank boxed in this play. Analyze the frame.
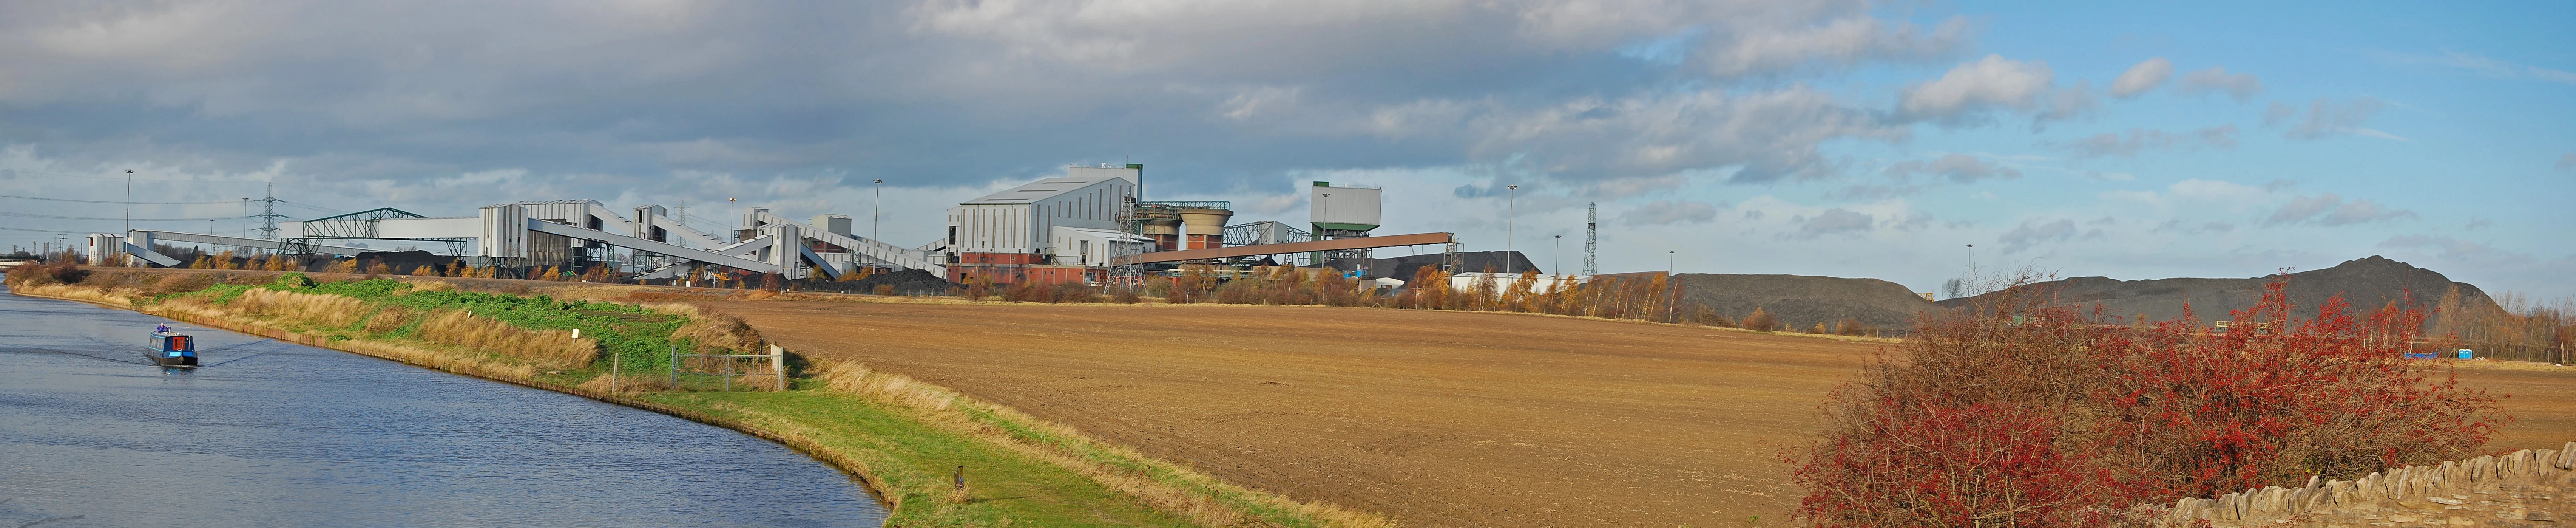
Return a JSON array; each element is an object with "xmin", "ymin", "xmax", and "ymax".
[{"xmin": 4, "ymin": 265, "xmax": 1385, "ymax": 528}]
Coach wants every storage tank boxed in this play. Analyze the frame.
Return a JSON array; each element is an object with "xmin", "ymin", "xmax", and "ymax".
[
  {"xmin": 1177, "ymin": 207, "xmax": 1232, "ymax": 250},
  {"xmin": 1309, "ymin": 182, "xmax": 1381, "ymax": 233}
]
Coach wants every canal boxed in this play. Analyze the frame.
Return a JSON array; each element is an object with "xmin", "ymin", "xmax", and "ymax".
[{"xmin": 0, "ymin": 284, "xmax": 888, "ymax": 527}]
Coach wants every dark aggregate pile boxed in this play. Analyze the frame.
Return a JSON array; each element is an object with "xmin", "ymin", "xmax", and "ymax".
[
  {"xmin": 1347, "ymin": 251, "xmax": 1540, "ymax": 279},
  {"xmin": 789, "ymin": 268, "xmax": 957, "ymax": 296},
  {"xmin": 1938, "ymin": 255, "xmax": 2499, "ymax": 323}
]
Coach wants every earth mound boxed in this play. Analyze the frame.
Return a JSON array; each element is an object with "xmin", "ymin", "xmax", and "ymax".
[
  {"xmin": 1673, "ymin": 273, "xmax": 1935, "ymax": 332},
  {"xmin": 1937, "ymin": 255, "xmax": 2497, "ymax": 322}
]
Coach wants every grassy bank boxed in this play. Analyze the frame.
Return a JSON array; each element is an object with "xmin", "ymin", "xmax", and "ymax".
[{"xmin": 3, "ymin": 265, "xmax": 1386, "ymax": 528}]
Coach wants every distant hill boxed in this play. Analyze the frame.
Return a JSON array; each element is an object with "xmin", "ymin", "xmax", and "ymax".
[
  {"xmin": 1672, "ymin": 273, "xmax": 1936, "ymax": 332},
  {"xmin": 1936, "ymin": 255, "xmax": 2497, "ymax": 323}
]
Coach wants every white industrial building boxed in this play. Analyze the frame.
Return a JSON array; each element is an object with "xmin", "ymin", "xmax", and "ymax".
[{"xmin": 943, "ymin": 165, "xmax": 1153, "ymax": 281}]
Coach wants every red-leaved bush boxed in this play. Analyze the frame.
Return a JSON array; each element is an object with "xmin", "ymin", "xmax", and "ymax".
[{"xmin": 1793, "ymin": 278, "xmax": 2505, "ymax": 527}]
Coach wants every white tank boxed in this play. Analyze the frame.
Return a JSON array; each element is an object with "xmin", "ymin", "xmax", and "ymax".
[{"xmin": 1309, "ymin": 181, "xmax": 1381, "ymax": 231}]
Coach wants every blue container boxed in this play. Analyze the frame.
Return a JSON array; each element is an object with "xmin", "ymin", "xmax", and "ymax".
[{"xmin": 2457, "ymin": 348, "xmax": 2474, "ymax": 360}]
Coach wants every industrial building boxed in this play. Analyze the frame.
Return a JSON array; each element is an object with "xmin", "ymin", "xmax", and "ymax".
[{"xmin": 88, "ymin": 162, "xmax": 1498, "ymax": 289}]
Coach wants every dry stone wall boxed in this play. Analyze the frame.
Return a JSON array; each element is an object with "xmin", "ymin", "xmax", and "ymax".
[{"xmin": 2150, "ymin": 443, "xmax": 2576, "ymax": 526}]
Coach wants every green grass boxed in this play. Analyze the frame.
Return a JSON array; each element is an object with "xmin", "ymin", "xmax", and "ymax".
[
  {"xmin": 181, "ymin": 273, "xmax": 696, "ymax": 370},
  {"xmin": 654, "ymin": 389, "xmax": 1199, "ymax": 527}
]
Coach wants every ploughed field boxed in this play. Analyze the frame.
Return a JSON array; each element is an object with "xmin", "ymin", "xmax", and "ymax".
[{"xmin": 707, "ymin": 298, "xmax": 2576, "ymax": 526}]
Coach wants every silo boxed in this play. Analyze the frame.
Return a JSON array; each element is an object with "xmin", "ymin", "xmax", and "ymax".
[
  {"xmin": 1177, "ymin": 206, "xmax": 1232, "ymax": 250},
  {"xmin": 1309, "ymin": 182, "xmax": 1381, "ymax": 235}
]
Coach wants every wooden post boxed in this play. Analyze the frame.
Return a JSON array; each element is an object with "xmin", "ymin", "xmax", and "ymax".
[
  {"xmin": 770, "ymin": 344, "xmax": 786, "ymax": 391},
  {"xmin": 668, "ymin": 343, "xmax": 678, "ymax": 389},
  {"xmin": 611, "ymin": 345, "xmax": 620, "ymax": 393}
]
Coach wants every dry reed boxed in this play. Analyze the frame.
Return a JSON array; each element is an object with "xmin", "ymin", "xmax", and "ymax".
[{"xmin": 412, "ymin": 308, "xmax": 597, "ymax": 369}]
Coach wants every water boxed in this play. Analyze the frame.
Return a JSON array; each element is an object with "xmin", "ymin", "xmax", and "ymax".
[{"xmin": 0, "ymin": 284, "xmax": 888, "ymax": 527}]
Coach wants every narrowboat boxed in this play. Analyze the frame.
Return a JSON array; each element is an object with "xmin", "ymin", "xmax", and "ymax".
[{"xmin": 147, "ymin": 326, "xmax": 198, "ymax": 367}]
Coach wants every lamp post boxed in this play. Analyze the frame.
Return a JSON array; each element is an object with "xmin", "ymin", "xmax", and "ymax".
[
  {"xmin": 124, "ymin": 170, "xmax": 133, "ymax": 266},
  {"xmin": 872, "ymin": 179, "xmax": 884, "ymax": 242},
  {"xmin": 1553, "ymin": 235, "xmax": 1562, "ymax": 275},
  {"xmin": 727, "ymin": 198, "xmax": 738, "ymax": 242},
  {"xmin": 1505, "ymin": 184, "xmax": 1519, "ymax": 274}
]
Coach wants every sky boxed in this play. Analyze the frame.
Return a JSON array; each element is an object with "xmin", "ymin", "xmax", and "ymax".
[{"xmin": 1, "ymin": 1, "xmax": 2569, "ymax": 299}]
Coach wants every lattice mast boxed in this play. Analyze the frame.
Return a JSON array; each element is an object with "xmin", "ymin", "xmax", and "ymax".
[
  {"xmin": 1584, "ymin": 201, "xmax": 1597, "ymax": 276},
  {"xmin": 254, "ymin": 183, "xmax": 289, "ymax": 240}
]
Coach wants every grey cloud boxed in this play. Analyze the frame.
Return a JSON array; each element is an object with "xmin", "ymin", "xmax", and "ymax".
[
  {"xmin": 2153, "ymin": 219, "xmax": 2235, "ymax": 234},
  {"xmin": 2263, "ymin": 193, "xmax": 2417, "ymax": 226},
  {"xmin": 2466, "ymin": 217, "xmax": 2491, "ymax": 230},
  {"xmin": 1698, "ymin": 16, "xmax": 1973, "ymax": 77},
  {"xmin": 2319, "ymin": 198, "xmax": 2418, "ymax": 226},
  {"xmin": 1896, "ymin": 54, "xmax": 2061, "ymax": 125},
  {"xmin": 2263, "ymin": 178, "xmax": 2298, "ymax": 192},
  {"xmin": 1619, "ymin": 200, "xmax": 1717, "ymax": 225},
  {"xmin": 2272, "ymin": 97, "xmax": 2403, "ymax": 141},
  {"xmin": 2177, "ymin": 67, "xmax": 2263, "ymax": 101},
  {"xmin": 0, "ymin": 0, "xmax": 1962, "ymax": 204},
  {"xmin": 1996, "ymin": 218, "xmax": 2079, "ymax": 253},
  {"xmin": 1798, "ymin": 208, "xmax": 1874, "ymax": 237},
  {"xmin": 1882, "ymin": 153, "xmax": 2021, "ymax": 183},
  {"xmin": 2054, "ymin": 125, "xmax": 2237, "ymax": 158},
  {"xmin": 2557, "ymin": 152, "xmax": 2576, "ymax": 171},
  {"xmin": 1829, "ymin": 184, "xmax": 1921, "ymax": 200},
  {"xmin": 2403, "ymin": 51, "xmax": 2576, "ymax": 87},
  {"xmin": 2110, "ymin": 57, "xmax": 2172, "ymax": 98}
]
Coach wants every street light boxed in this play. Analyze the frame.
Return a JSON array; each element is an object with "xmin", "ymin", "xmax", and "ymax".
[
  {"xmin": 1553, "ymin": 235, "xmax": 1562, "ymax": 275},
  {"xmin": 727, "ymin": 197, "xmax": 738, "ymax": 242},
  {"xmin": 1505, "ymin": 184, "xmax": 1519, "ymax": 274},
  {"xmin": 872, "ymin": 179, "xmax": 884, "ymax": 242}
]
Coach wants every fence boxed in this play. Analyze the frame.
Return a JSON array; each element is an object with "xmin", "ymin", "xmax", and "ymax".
[
  {"xmin": 2149, "ymin": 443, "xmax": 2576, "ymax": 526},
  {"xmin": 667, "ymin": 344, "xmax": 786, "ymax": 392}
]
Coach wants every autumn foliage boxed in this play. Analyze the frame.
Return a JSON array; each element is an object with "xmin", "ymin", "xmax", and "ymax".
[{"xmin": 1792, "ymin": 278, "xmax": 2504, "ymax": 527}]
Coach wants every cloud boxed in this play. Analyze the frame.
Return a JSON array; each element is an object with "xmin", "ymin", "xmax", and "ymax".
[
  {"xmin": 1828, "ymin": 184, "xmax": 1921, "ymax": 200},
  {"xmin": 2268, "ymin": 97, "xmax": 2406, "ymax": 142},
  {"xmin": 2152, "ymin": 219, "xmax": 2236, "ymax": 234},
  {"xmin": 1798, "ymin": 207, "xmax": 1874, "ymax": 237},
  {"xmin": 1405, "ymin": 86, "xmax": 1909, "ymax": 183},
  {"xmin": 1882, "ymin": 153, "xmax": 2022, "ymax": 183},
  {"xmin": 1897, "ymin": 54, "xmax": 2070, "ymax": 124},
  {"xmin": 1996, "ymin": 218, "xmax": 2099, "ymax": 253},
  {"xmin": 2397, "ymin": 51, "xmax": 2576, "ymax": 87},
  {"xmin": 2262, "ymin": 192, "xmax": 2418, "ymax": 226},
  {"xmin": 0, "ymin": 0, "xmax": 1972, "ymax": 201},
  {"xmin": 1620, "ymin": 199, "xmax": 1717, "ymax": 225},
  {"xmin": 2559, "ymin": 152, "xmax": 2576, "ymax": 171},
  {"xmin": 2176, "ymin": 67, "xmax": 2263, "ymax": 101},
  {"xmin": 2109, "ymin": 57, "xmax": 2172, "ymax": 97},
  {"xmin": 2053, "ymin": 125, "xmax": 2237, "ymax": 158}
]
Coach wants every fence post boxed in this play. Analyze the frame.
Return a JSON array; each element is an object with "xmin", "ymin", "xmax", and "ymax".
[
  {"xmin": 611, "ymin": 346, "xmax": 620, "ymax": 393},
  {"xmin": 771, "ymin": 344, "xmax": 786, "ymax": 391},
  {"xmin": 669, "ymin": 343, "xmax": 678, "ymax": 389}
]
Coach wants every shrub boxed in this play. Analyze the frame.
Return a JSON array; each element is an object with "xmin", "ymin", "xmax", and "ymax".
[
  {"xmin": 1690, "ymin": 306, "xmax": 1735, "ymax": 327},
  {"xmin": 872, "ymin": 283, "xmax": 896, "ymax": 296},
  {"xmin": 1741, "ymin": 307, "xmax": 1780, "ymax": 332},
  {"xmin": 1835, "ymin": 317, "xmax": 1868, "ymax": 336},
  {"xmin": 1792, "ymin": 278, "xmax": 2504, "ymax": 526}
]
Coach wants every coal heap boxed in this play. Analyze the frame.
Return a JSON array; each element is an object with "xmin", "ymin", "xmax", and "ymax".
[{"xmin": 1937, "ymin": 255, "xmax": 2497, "ymax": 322}]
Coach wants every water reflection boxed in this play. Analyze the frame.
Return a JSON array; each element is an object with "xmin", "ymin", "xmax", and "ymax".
[{"xmin": 0, "ymin": 283, "xmax": 887, "ymax": 527}]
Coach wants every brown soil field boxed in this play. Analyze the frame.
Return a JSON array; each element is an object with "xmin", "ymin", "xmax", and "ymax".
[
  {"xmin": 713, "ymin": 299, "xmax": 1883, "ymax": 526},
  {"xmin": 711, "ymin": 297, "xmax": 2576, "ymax": 527}
]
